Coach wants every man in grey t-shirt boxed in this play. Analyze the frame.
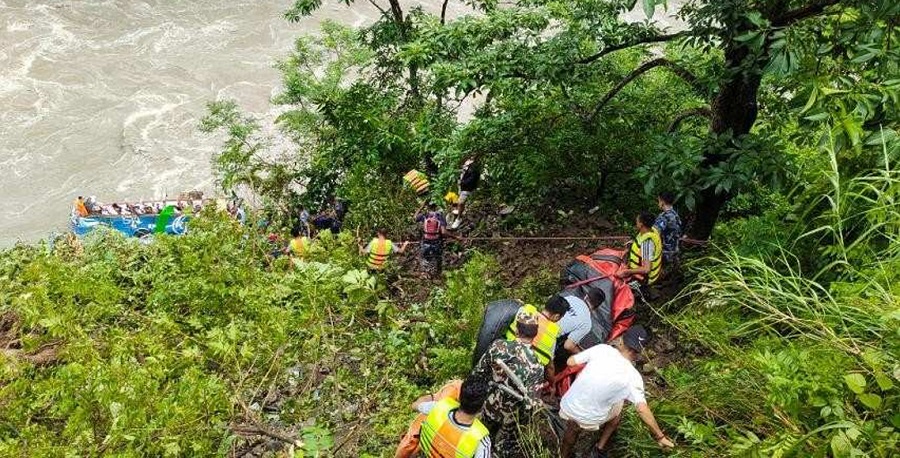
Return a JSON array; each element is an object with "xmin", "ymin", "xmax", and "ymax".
[{"xmin": 557, "ymin": 288, "xmax": 606, "ymax": 353}]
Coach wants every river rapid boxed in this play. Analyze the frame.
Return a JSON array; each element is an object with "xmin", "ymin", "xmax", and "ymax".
[
  {"xmin": 0, "ymin": 0, "xmax": 680, "ymax": 247},
  {"xmin": 0, "ymin": 0, "xmax": 387, "ymax": 246}
]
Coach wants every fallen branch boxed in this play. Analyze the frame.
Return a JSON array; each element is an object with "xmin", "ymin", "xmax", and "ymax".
[
  {"xmin": 230, "ymin": 423, "xmax": 301, "ymax": 446},
  {"xmin": 1, "ymin": 341, "xmax": 61, "ymax": 366}
]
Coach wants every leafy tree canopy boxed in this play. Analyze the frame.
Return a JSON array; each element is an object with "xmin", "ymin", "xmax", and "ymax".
[{"xmin": 209, "ymin": 0, "xmax": 898, "ymax": 236}]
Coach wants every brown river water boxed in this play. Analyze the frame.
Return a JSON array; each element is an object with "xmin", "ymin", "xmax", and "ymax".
[{"xmin": 0, "ymin": 0, "xmax": 680, "ymax": 247}]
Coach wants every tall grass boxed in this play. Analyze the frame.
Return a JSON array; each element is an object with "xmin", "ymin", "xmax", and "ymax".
[{"xmin": 656, "ymin": 139, "xmax": 899, "ymax": 456}]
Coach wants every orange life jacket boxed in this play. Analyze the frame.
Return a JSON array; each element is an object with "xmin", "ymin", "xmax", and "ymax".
[
  {"xmin": 404, "ymin": 170, "xmax": 430, "ymax": 196},
  {"xmin": 74, "ymin": 199, "xmax": 88, "ymax": 217},
  {"xmin": 289, "ymin": 236, "xmax": 310, "ymax": 257}
]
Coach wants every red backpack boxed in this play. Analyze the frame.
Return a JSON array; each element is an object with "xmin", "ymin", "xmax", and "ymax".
[{"xmin": 423, "ymin": 213, "xmax": 442, "ymax": 240}]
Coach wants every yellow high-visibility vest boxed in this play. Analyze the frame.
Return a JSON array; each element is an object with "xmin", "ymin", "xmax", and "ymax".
[
  {"xmin": 419, "ymin": 398, "xmax": 489, "ymax": 458},
  {"xmin": 505, "ymin": 304, "xmax": 559, "ymax": 365},
  {"xmin": 366, "ymin": 238, "xmax": 393, "ymax": 270},
  {"xmin": 628, "ymin": 230, "xmax": 662, "ymax": 284}
]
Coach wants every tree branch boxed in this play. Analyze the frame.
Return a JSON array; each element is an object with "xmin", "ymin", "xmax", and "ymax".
[
  {"xmin": 441, "ymin": 0, "xmax": 450, "ymax": 25},
  {"xmin": 231, "ymin": 424, "xmax": 300, "ymax": 445},
  {"xmin": 667, "ymin": 106, "xmax": 713, "ymax": 132},
  {"xmin": 771, "ymin": 0, "xmax": 842, "ymax": 27},
  {"xmin": 366, "ymin": 0, "xmax": 389, "ymax": 17},
  {"xmin": 578, "ymin": 32, "xmax": 685, "ymax": 65},
  {"xmin": 587, "ymin": 58, "xmax": 701, "ymax": 124},
  {"xmin": 387, "ymin": 0, "xmax": 404, "ymax": 24}
]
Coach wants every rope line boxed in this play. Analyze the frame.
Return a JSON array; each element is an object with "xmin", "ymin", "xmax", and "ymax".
[{"xmin": 397, "ymin": 235, "xmax": 708, "ymax": 245}]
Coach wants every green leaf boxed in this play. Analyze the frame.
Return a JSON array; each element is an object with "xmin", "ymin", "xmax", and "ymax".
[
  {"xmin": 642, "ymin": 0, "xmax": 656, "ymax": 18},
  {"xmin": 804, "ymin": 112, "xmax": 830, "ymax": 122},
  {"xmin": 865, "ymin": 128, "xmax": 898, "ymax": 146},
  {"xmin": 831, "ymin": 432, "xmax": 851, "ymax": 458},
  {"xmin": 873, "ymin": 371, "xmax": 894, "ymax": 391},
  {"xmin": 819, "ymin": 87, "xmax": 849, "ymax": 96},
  {"xmin": 800, "ymin": 87, "xmax": 818, "ymax": 113},
  {"xmin": 844, "ymin": 373, "xmax": 866, "ymax": 394},
  {"xmin": 850, "ymin": 52, "xmax": 876, "ymax": 64},
  {"xmin": 857, "ymin": 393, "xmax": 882, "ymax": 410},
  {"xmin": 745, "ymin": 11, "xmax": 766, "ymax": 27},
  {"xmin": 734, "ymin": 31, "xmax": 760, "ymax": 43}
]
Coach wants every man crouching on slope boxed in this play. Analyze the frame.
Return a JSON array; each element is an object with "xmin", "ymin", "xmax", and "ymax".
[{"xmin": 559, "ymin": 325, "xmax": 674, "ymax": 457}]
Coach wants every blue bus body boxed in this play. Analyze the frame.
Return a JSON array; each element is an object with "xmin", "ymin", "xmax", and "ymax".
[{"xmin": 71, "ymin": 214, "xmax": 189, "ymax": 238}]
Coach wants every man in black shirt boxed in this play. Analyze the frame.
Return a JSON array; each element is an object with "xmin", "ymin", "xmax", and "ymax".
[{"xmin": 451, "ymin": 157, "xmax": 481, "ymax": 230}]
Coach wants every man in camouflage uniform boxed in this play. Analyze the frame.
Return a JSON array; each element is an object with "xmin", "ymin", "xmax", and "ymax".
[{"xmin": 472, "ymin": 310, "xmax": 545, "ymax": 457}]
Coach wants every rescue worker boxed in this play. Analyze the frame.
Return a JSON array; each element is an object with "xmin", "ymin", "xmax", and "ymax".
[
  {"xmin": 558, "ymin": 288, "xmax": 607, "ymax": 354},
  {"xmin": 451, "ymin": 157, "xmax": 481, "ymax": 230},
  {"xmin": 653, "ymin": 191, "xmax": 682, "ymax": 266},
  {"xmin": 505, "ymin": 295, "xmax": 570, "ymax": 366},
  {"xmin": 444, "ymin": 191, "xmax": 460, "ymax": 213},
  {"xmin": 330, "ymin": 196, "xmax": 349, "ymax": 233},
  {"xmin": 297, "ymin": 206, "xmax": 311, "ymax": 237},
  {"xmin": 226, "ymin": 201, "xmax": 245, "ymax": 224},
  {"xmin": 361, "ymin": 228, "xmax": 408, "ymax": 272},
  {"xmin": 415, "ymin": 375, "xmax": 492, "ymax": 458},
  {"xmin": 472, "ymin": 310, "xmax": 544, "ymax": 458},
  {"xmin": 403, "ymin": 169, "xmax": 431, "ymax": 199},
  {"xmin": 415, "ymin": 202, "xmax": 450, "ymax": 278},
  {"xmin": 312, "ymin": 208, "xmax": 337, "ymax": 234},
  {"xmin": 396, "ymin": 379, "xmax": 463, "ymax": 458},
  {"xmin": 617, "ymin": 211, "xmax": 662, "ymax": 285},
  {"xmin": 284, "ymin": 225, "xmax": 312, "ymax": 265},
  {"xmin": 559, "ymin": 326, "xmax": 674, "ymax": 457},
  {"xmin": 73, "ymin": 196, "xmax": 89, "ymax": 217}
]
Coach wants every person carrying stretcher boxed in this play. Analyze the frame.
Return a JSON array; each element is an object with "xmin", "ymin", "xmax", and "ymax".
[{"xmin": 617, "ymin": 211, "xmax": 662, "ymax": 285}]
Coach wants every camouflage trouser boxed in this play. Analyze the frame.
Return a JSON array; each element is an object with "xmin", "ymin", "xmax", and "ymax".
[{"xmin": 482, "ymin": 411, "xmax": 530, "ymax": 458}]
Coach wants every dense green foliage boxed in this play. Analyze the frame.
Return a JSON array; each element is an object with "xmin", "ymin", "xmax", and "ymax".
[
  {"xmin": 4, "ymin": 1, "xmax": 899, "ymax": 457},
  {"xmin": 205, "ymin": 0, "xmax": 898, "ymax": 237},
  {"xmin": 654, "ymin": 146, "xmax": 899, "ymax": 456},
  {"xmin": 197, "ymin": 0, "xmax": 899, "ymax": 453},
  {"xmin": 0, "ymin": 212, "xmax": 521, "ymax": 456}
]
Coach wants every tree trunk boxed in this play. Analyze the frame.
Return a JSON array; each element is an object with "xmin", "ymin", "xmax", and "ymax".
[{"xmin": 689, "ymin": 41, "xmax": 763, "ymax": 240}]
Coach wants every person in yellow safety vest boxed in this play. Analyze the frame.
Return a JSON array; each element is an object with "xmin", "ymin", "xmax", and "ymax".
[
  {"xmin": 361, "ymin": 228, "xmax": 408, "ymax": 271},
  {"xmin": 617, "ymin": 211, "xmax": 663, "ymax": 285},
  {"xmin": 395, "ymin": 379, "xmax": 463, "ymax": 458},
  {"xmin": 505, "ymin": 295, "xmax": 570, "ymax": 366},
  {"xmin": 403, "ymin": 169, "xmax": 431, "ymax": 197},
  {"xmin": 283, "ymin": 225, "xmax": 312, "ymax": 265},
  {"xmin": 416, "ymin": 375, "xmax": 492, "ymax": 458}
]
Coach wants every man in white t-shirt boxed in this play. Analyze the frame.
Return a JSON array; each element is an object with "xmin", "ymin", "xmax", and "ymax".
[{"xmin": 559, "ymin": 325, "xmax": 674, "ymax": 457}]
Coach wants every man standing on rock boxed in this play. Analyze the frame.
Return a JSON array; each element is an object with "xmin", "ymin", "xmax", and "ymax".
[
  {"xmin": 472, "ymin": 310, "xmax": 545, "ymax": 457},
  {"xmin": 559, "ymin": 325, "xmax": 674, "ymax": 457}
]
